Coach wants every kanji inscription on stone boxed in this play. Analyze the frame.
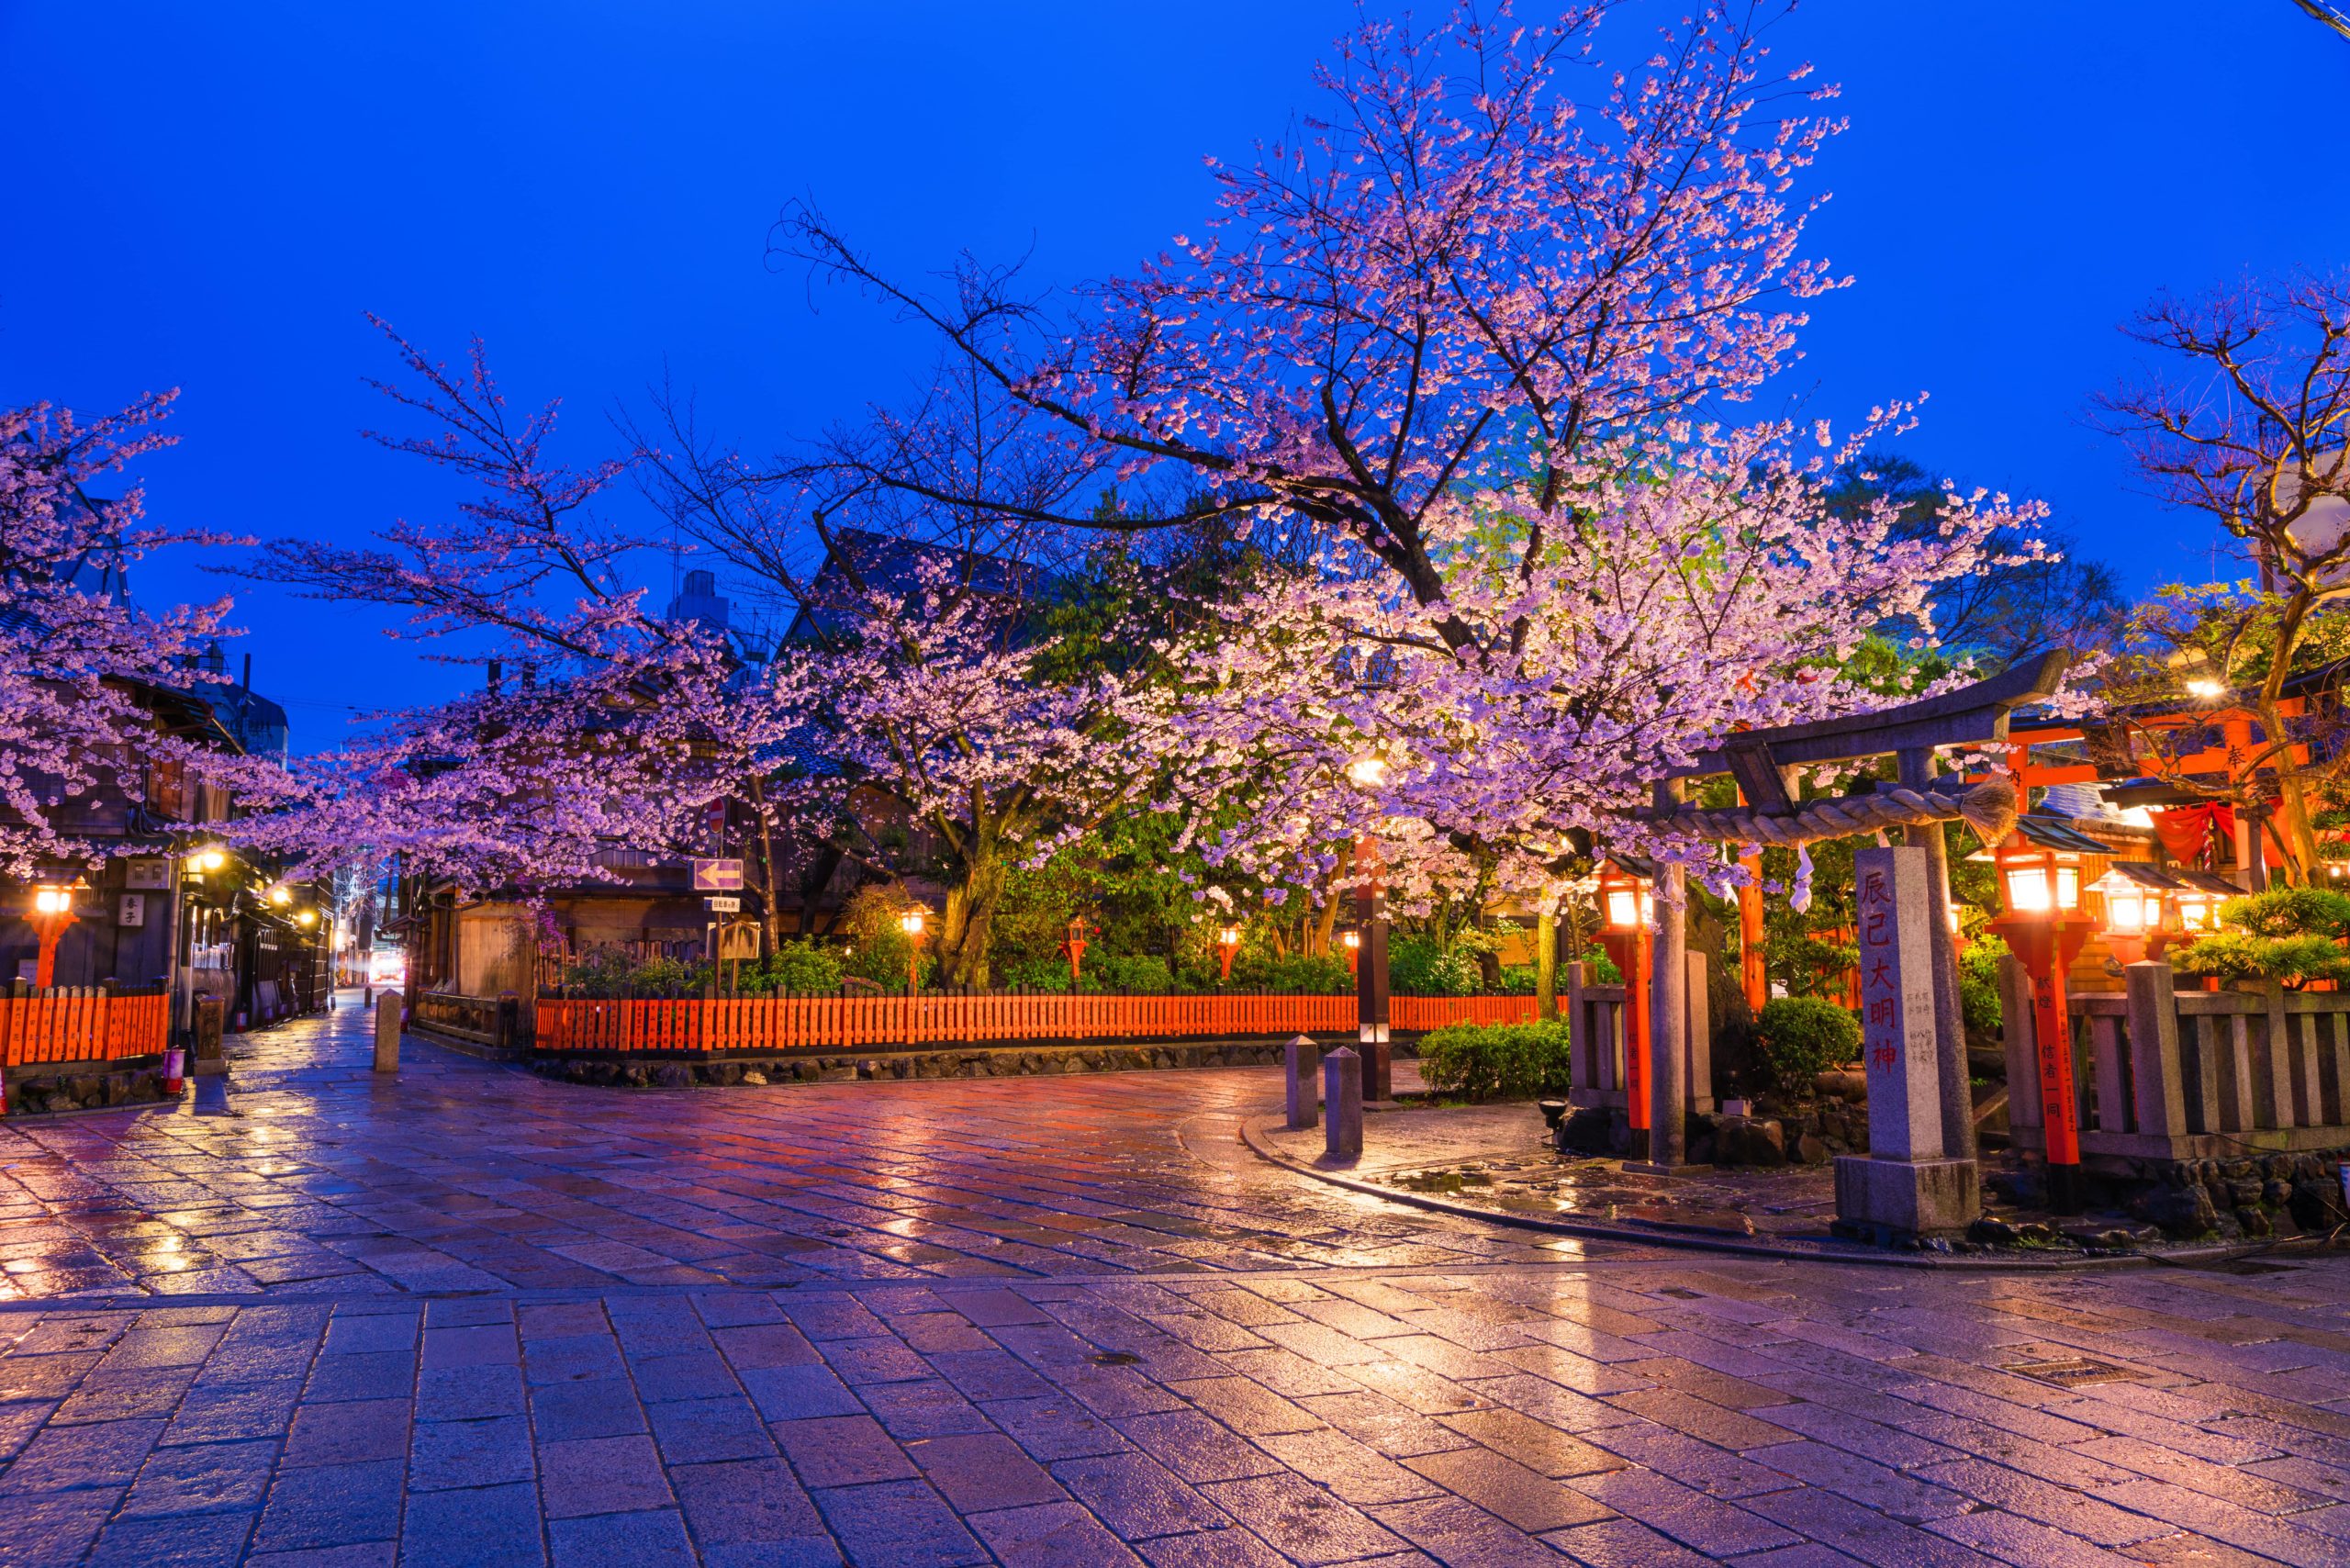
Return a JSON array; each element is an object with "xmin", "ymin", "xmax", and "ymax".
[{"xmin": 1852, "ymin": 846, "xmax": 1943, "ymax": 1162}]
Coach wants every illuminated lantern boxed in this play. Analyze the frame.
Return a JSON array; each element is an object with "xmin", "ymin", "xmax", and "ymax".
[
  {"xmin": 25, "ymin": 879, "xmax": 88, "ymax": 989},
  {"xmin": 898, "ymin": 910, "xmax": 926, "ymax": 992},
  {"xmin": 1593, "ymin": 860, "xmax": 1655, "ymax": 1141},
  {"xmin": 1341, "ymin": 928, "xmax": 1360, "ymax": 977},
  {"xmin": 1984, "ymin": 819, "xmax": 2109, "ymax": 1214},
  {"xmin": 1216, "ymin": 925, "xmax": 1241, "ymax": 983}
]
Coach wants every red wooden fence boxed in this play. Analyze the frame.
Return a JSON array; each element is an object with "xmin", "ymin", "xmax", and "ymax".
[
  {"xmin": 1392, "ymin": 995, "xmax": 1546, "ymax": 1031},
  {"xmin": 0, "ymin": 991, "xmax": 171, "ymax": 1067},
  {"xmin": 535, "ymin": 991, "xmax": 1552, "ymax": 1055}
]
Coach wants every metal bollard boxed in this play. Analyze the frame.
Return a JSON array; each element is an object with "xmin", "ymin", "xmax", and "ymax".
[
  {"xmin": 1323, "ymin": 1046, "xmax": 1363, "ymax": 1161},
  {"xmin": 1285, "ymin": 1036, "xmax": 1321, "ymax": 1131},
  {"xmin": 373, "ymin": 993, "xmax": 401, "ymax": 1073}
]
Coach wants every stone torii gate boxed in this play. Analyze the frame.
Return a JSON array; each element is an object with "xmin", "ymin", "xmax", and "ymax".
[{"xmin": 1638, "ymin": 651, "xmax": 2068, "ymax": 1237}]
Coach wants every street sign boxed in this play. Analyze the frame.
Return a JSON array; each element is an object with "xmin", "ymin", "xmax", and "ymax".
[
  {"xmin": 717, "ymin": 922, "xmax": 760, "ymax": 962},
  {"xmin": 692, "ymin": 857, "xmax": 745, "ymax": 891},
  {"xmin": 704, "ymin": 896, "xmax": 741, "ymax": 913}
]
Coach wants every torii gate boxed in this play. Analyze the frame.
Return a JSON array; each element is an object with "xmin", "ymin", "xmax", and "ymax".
[{"xmin": 1639, "ymin": 651, "xmax": 2068, "ymax": 1235}]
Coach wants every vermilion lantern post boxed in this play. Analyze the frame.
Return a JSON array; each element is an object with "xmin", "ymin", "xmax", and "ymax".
[
  {"xmin": 1341, "ymin": 929, "xmax": 1360, "ymax": 978},
  {"xmin": 28, "ymin": 881, "xmax": 83, "ymax": 989},
  {"xmin": 1595, "ymin": 862, "xmax": 1654, "ymax": 1153},
  {"xmin": 1986, "ymin": 837, "xmax": 2096, "ymax": 1213},
  {"xmin": 898, "ymin": 910, "xmax": 925, "ymax": 993},
  {"xmin": 1062, "ymin": 917, "xmax": 1090, "ymax": 985},
  {"xmin": 1216, "ymin": 926, "xmax": 1241, "ymax": 983}
]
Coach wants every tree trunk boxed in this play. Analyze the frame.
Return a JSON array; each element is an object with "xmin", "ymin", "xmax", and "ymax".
[
  {"xmin": 1535, "ymin": 905, "xmax": 1558, "ymax": 1020},
  {"xmin": 939, "ymin": 850, "xmax": 1005, "ymax": 988},
  {"xmin": 750, "ymin": 777, "xmax": 783, "ymax": 947}
]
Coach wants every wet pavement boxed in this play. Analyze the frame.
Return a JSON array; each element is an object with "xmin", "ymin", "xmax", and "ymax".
[{"xmin": 1, "ymin": 1001, "xmax": 2349, "ymax": 1565}]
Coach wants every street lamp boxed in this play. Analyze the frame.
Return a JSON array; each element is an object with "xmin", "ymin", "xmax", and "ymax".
[
  {"xmin": 898, "ymin": 910, "xmax": 925, "ymax": 992},
  {"xmin": 1216, "ymin": 925, "xmax": 1241, "ymax": 983},
  {"xmin": 1061, "ymin": 916, "xmax": 1090, "ymax": 986},
  {"xmin": 1595, "ymin": 860, "xmax": 1654, "ymax": 1152},
  {"xmin": 26, "ymin": 880, "xmax": 84, "ymax": 988},
  {"xmin": 191, "ymin": 848, "xmax": 226, "ymax": 875},
  {"xmin": 1341, "ymin": 928, "xmax": 1360, "ymax": 977},
  {"xmin": 1985, "ymin": 834, "xmax": 2098, "ymax": 1213}
]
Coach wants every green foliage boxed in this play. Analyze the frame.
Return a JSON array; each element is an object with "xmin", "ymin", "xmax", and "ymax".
[
  {"xmin": 2172, "ymin": 886, "xmax": 2350, "ymax": 989},
  {"xmin": 747, "ymin": 939, "xmax": 843, "ymax": 994},
  {"xmin": 1496, "ymin": 965, "xmax": 1539, "ymax": 995},
  {"xmin": 1418, "ymin": 1020, "xmax": 1575, "ymax": 1102},
  {"xmin": 1753, "ymin": 996, "xmax": 1861, "ymax": 1093},
  {"xmin": 560, "ymin": 948, "xmax": 708, "ymax": 998},
  {"xmin": 1389, "ymin": 934, "xmax": 1480, "ymax": 995},
  {"xmin": 2175, "ymin": 930, "xmax": 2350, "ymax": 989},
  {"xmin": 1081, "ymin": 950, "xmax": 1179, "ymax": 992},
  {"xmin": 1234, "ymin": 951, "xmax": 1354, "ymax": 993},
  {"xmin": 1574, "ymin": 947, "xmax": 1622, "ymax": 984},
  {"xmin": 996, "ymin": 957, "xmax": 1077, "ymax": 992},
  {"xmin": 2215, "ymin": 885, "xmax": 2350, "ymax": 940},
  {"xmin": 1958, "ymin": 933, "xmax": 2007, "ymax": 1036}
]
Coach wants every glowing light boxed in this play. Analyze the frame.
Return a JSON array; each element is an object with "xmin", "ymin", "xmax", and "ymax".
[
  {"xmin": 31, "ymin": 887, "xmax": 68, "ymax": 916},
  {"xmin": 194, "ymin": 849, "xmax": 226, "ymax": 873},
  {"xmin": 899, "ymin": 912, "xmax": 924, "ymax": 937},
  {"xmin": 1345, "ymin": 756, "xmax": 1389, "ymax": 789},
  {"xmin": 2187, "ymin": 678, "xmax": 2225, "ymax": 700}
]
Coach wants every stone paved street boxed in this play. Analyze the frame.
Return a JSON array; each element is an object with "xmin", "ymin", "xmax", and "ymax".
[{"xmin": 2, "ymin": 1005, "xmax": 2349, "ymax": 1565}]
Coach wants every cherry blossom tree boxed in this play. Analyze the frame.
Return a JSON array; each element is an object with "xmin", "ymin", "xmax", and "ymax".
[
  {"xmin": 1148, "ymin": 415, "xmax": 2047, "ymax": 908},
  {"xmin": 224, "ymin": 320, "xmax": 794, "ymax": 892},
  {"xmin": 778, "ymin": 0, "xmax": 1847, "ymax": 622},
  {"xmin": 0, "ymin": 393, "xmax": 234, "ymax": 878},
  {"xmin": 772, "ymin": 0, "xmax": 2064, "ymax": 906},
  {"xmin": 764, "ymin": 558, "xmax": 1164, "ymax": 987}
]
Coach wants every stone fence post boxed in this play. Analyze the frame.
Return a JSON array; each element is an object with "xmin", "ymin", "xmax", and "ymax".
[{"xmin": 2123, "ymin": 959, "xmax": 2188, "ymax": 1140}]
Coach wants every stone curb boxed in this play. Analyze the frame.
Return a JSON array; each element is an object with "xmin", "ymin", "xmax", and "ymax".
[{"xmin": 1237, "ymin": 1112, "xmax": 2277, "ymax": 1273}]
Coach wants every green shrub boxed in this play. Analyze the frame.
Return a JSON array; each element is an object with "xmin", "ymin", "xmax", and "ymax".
[
  {"xmin": 1496, "ymin": 965, "xmax": 1539, "ymax": 995},
  {"xmin": 560, "ymin": 948, "xmax": 708, "ymax": 998},
  {"xmin": 1752, "ymin": 996, "xmax": 1861, "ymax": 1092},
  {"xmin": 996, "ymin": 957, "xmax": 1076, "ymax": 992},
  {"xmin": 1419, "ymin": 1020, "xmax": 1573, "ymax": 1102},
  {"xmin": 1081, "ymin": 950, "xmax": 1178, "ymax": 992},
  {"xmin": 1574, "ymin": 947, "xmax": 1621, "ymax": 984},
  {"xmin": 1958, "ymin": 933, "xmax": 2007, "ymax": 1036},
  {"xmin": 1237, "ymin": 952, "xmax": 1354, "ymax": 993},
  {"xmin": 2217, "ymin": 884, "xmax": 2350, "ymax": 940},
  {"xmin": 2175, "ymin": 929, "xmax": 2350, "ymax": 989},
  {"xmin": 2171, "ymin": 885, "xmax": 2350, "ymax": 989},
  {"xmin": 1389, "ymin": 935, "xmax": 1478, "ymax": 995},
  {"xmin": 744, "ymin": 939, "xmax": 843, "ymax": 994}
]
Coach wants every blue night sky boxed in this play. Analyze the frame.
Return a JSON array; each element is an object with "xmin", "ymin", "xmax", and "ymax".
[{"xmin": 3, "ymin": 2, "xmax": 2343, "ymax": 749}]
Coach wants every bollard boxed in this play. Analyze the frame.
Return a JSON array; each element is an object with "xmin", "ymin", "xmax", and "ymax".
[
  {"xmin": 1285, "ymin": 1036, "xmax": 1321, "ymax": 1131},
  {"xmin": 1323, "ymin": 1046, "xmax": 1363, "ymax": 1161},
  {"xmin": 373, "ymin": 992, "xmax": 401, "ymax": 1073}
]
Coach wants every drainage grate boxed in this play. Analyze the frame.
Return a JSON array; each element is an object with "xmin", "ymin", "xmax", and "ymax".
[
  {"xmin": 1657, "ymin": 1287, "xmax": 1705, "ymax": 1300},
  {"xmin": 1090, "ymin": 1350, "xmax": 1143, "ymax": 1366},
  {"xmin": 2005, "ymin": 1357, "xmax": 2143, "ymax": 1387}
]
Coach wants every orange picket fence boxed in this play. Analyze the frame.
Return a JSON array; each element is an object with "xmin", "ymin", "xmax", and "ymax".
[
  {"xmin": 533, "ymin": 991, "xmax": 1557, "ymax": 1056},
  {"xmin": 1391, "ymin": 994, "xmax": 1548, "ymax": 1032},
  {"xmin": 0, "ymin": 990, "xmax": 171, "ymax": 1067}
]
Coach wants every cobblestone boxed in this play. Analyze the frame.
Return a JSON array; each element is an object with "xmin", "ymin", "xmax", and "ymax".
[{"xmin": 0, "ymin": 1004, "xmax": 2344, "ymax": 1562}]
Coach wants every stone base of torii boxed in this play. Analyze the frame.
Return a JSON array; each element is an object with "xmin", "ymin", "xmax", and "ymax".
[{"xmin": 1629, "ymin": 652, "xmax": 2066, "ymax": 1240}]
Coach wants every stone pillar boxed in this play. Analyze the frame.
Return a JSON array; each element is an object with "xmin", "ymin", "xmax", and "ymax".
[
  {"xmin": 1323, "ymin": 1047, "xmax": 1363, "ymax": 1161},
  {"xmin": 1896, "ymin": 750, "xmax": 1977, "ymax": 1167},
  {"xmin": 373, "ymin": 992, "xmax": 401, "ymax": 1074},
  {"xmin": 2124, "ymin": 960, "xmax": 2188, "ymax": 1142},
  {"xmin": 1833, "ymin": 846, "xmax": 1979, "ymax": 1237},
  {"xmin": 1285, "ymin": 1036, "xmax": 1321, "ymax": 1131},
  {"xmin": 1633, "ymin": 783, "xmax": 1694, "ymax": 1171}
]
